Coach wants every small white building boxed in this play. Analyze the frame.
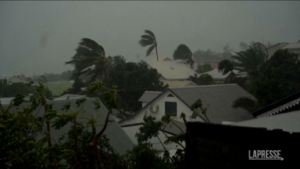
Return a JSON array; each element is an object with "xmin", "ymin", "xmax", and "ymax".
[
  {"xmin": 145, "ymin": 60, "xmax": 198, "ymax": 81},
  {"xmin": 118, "ymin": 84, "xmax": 256, "ymax": 151}
]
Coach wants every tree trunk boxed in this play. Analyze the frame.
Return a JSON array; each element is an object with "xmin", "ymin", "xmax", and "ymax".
[{"xmin": 155, "ymin": 41, "xmax": 158, "ymax": 61}]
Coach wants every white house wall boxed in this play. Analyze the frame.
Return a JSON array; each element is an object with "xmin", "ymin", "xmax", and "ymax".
[{"xmin": 120, "ymin": 90, "xmax": 204, "ymax": 126}]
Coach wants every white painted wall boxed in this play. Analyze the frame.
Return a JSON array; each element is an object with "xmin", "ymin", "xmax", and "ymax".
[
  {"xmin": 120, "ymin": 90, "xmax": 203, "ymax": 151},
  {"xmin": 120, "ymin": 90, "xmax": 204, "ymax": 126}
]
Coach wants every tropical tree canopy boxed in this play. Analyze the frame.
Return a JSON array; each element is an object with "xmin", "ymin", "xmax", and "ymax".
[
  {"xmin": 139, "ymin": 30, "xmax": 158, "ymax": 61},
  {"xmin": 65, "ymin": 38, "xmax": 109, "ymax": 83},
  {"xmin": 173, "ymin": 44, "xmax": 194, "ymax": 68},
  {"xmin": 189, "ymin": 74, "xmax": 214, "ymax": 85},
  {"xmin": 106, "ymin": 56, "xmax": 168, "ymax": 112},
  {"xmin": 233, "ymin": 49, "xmax": 300, "ymax": 112},
  {"xmin": 196, "ymin": 64, "xmax": 213, "ymax": 74}
]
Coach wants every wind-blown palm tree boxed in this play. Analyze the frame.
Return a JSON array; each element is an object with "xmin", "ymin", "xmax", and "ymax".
[
  {"xmin": 173, "ymin": 44, "xmax": 195, "ymax": 69},
  {"xmin": 139, "ymin": 30, "xmax": 158, "ymax": 61},
  {"xmin": 218, "ymin": 43, "xmax": 268, "ymax": 78},
  {"xmin": 65, "ymin": 38, "xmax": 110, "ymax": 83}
]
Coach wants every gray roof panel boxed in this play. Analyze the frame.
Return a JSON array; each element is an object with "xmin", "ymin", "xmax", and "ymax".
[
  {"xmin": 138, "ymin": 91, "xmax": 162, "ymax": 102},
  {"xmin": 170, "ymin": 84, "xmax": 256, "ymax": 123}
]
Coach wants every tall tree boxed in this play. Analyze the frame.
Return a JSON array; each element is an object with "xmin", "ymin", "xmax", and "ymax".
[
  {"xmin": 173, "ymin": 44, "xmax": 194, "ymax": 69},
  {"xmin": 189, "ymin": 74, "xmax": 214, "ymax": 85},
  {"xmin": 233, "ymin": 49, "xmax": 300, "ymax": 112},
  {"xmin": 196, "ymin": 64, "xmax": 213, "ymax": 74},
  {"xmin": 65, "ymin": 38, "xmax": 109, "ymax": 83},
  {"xmin": 106, "ymin": 56, "xmax": 168, "ymax": 112},
  {"xmin": 139, "ymin": 30, "xmax": 158, "ymax": 61}
]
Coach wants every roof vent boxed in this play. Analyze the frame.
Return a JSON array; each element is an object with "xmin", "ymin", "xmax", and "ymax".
[{"xmin": 170, "ymin": 67, "xmax": 174, "ymax": 70}]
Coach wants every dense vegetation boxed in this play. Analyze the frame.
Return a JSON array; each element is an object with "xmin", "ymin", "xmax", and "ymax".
[
  {"xmin": 0, "ymin": 82, "xmax": 190, "ymax": 169},
  {"xmin": 217, "ymin": 44, "xmax": 300, "ymax": 111}
]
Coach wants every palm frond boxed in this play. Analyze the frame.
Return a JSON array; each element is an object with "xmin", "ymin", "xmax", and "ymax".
[
  {"xmin": 145, "ymin": 30, "xmax": 156, "ymax": 39},
  {"xmin": 218, "ymin": 59, "xmax": 234, "ymax": 75},
  {"xmin": 146, "ymin": 45, "xmax": 155, "ymax": 57},
  {"xmin": 139, "ymin": 39, "xmax": 154, "ymax": 47},
  {"xmin": 141, "ymin": 35, "xmax": 154, "ymax": 41}
]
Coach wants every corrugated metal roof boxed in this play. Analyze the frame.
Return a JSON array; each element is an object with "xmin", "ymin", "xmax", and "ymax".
[
  {"xmin": 171, "ymin": 84, "xmax": 256, "ymax": 123},
  {"xmin": 146, "ymin": 61, "xmax": 197, "ymax": 80},
  {"xmin": 199, "ymin": 68, "xmax": 243, "ymax": 80},
  {"xmin": 54, "ymin": 94, "xmax": 86, "ymax": 101},
  {"xmin": 161, "ymin": 80, "xmax": 197, "ymax": 88},
  {"xmin": 282, "ymin": 42, "xmax": 300, "ymax": 49},
  {"xmin": 230, "ymin": 110, "xmax": 300, "ymax": 133},
  {"xmin": 138, "ymin": 91, "xmax": 161, "ymax": 102}
]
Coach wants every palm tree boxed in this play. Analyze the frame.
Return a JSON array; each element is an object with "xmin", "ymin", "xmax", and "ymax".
[
  {"xmin": 139, "ymin": 30, "xmax": 158, "ymax": 61},
  {"xmin": 218, "ymin": 43, "xmax": 268, "ymax": 79},
  {"xmin": 173, "ymin": 44, "xmax": 195, "ymax": 69},
  {"xmin": 65, "ymin": 38, "xmax": 110, "ymax": 83}
]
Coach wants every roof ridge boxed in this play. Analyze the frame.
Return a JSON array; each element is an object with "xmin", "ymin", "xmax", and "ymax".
[{"xmin": 170, "ymin": 84, "xmax": 238, "ymax": 89}]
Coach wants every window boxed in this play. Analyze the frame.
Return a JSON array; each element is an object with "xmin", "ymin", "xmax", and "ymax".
[{"xmin": 165, "ymin": 102, "xmax": 177, "ymax": 116}]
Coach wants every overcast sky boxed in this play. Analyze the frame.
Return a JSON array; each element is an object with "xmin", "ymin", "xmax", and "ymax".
[{"xmin": 0, "ymin": 1, "xmax": 299, "ymax": 76}]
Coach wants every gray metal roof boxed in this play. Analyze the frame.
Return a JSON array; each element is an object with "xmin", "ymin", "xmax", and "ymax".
[
  {"xmin": 162, "ymin": 120, "xmax": 186, "ymax": 135},
  {"xmin": 146, "ymin": 61, "xmax": 197, "ymax": 80},
  {"xmin": 1, "ymin": 96, "xmax": 134, "ymax": 155},
  {"xmin": 170, "ymin": 84, "xmax": 256, "ymax": 123},
  {"xmin": 230, "ymin": 110, "xmax": 300, "ymax": 133},
  {"xmin": 138, "ymin": 91, "xmax": 162, "ymax": 102},
  {"xmin": 282, "ymin": 42, "xmax": 300, "ymax": 50}
]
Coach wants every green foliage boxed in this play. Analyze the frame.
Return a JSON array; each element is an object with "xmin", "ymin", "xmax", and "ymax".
[
  {"xmin": 196, "ymin": 64, "xmax": 212, "ymax": 73},
  {"xmin": 249, "ymin": 49, "xmax": 300, "ymax": 107},
  {"xmin": 135, "ymin": 116, "xmax": 163, "ymax": 144},
  {"xmin": 124, "ymin": 144, "xmax": 174, "ymax": 169},
  {"xmin": 173, "ymin": 44, "xmax": 192, "ymax": 60},
  {"xmin": 232, "ymin": 49, "xmax": 300, "ymax": 111},
  {"xmin": 173, "ymin": 44, "xmax": 195, "ymax": 68},
  {"xmin": 139, "ymin": 30, "xmax": 158, "ymax": 60},
  {"xmin": 65, "ymin": 38, "xmax": 109, "ymax": 83},
  {"xmin": 106, "ymin": 56, "xmax": 167, "ymax": 112},
  {"xmin": 0, "ymin": 79, "xmax": 52, "ymax": 98},
  {"xmin": 189, "ymin": 74, "xmax": 214, "ymax": 85}
]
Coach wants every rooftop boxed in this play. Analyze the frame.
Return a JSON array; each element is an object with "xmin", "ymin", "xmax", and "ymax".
[{"xmin": 146, "ymin": 60, "xmax": 197, "ymax": 80}]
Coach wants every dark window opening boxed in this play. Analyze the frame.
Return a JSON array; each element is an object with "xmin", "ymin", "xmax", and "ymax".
[{"xmin": 165, "ymin": 102, "xmax": 177, "ymax": 116}]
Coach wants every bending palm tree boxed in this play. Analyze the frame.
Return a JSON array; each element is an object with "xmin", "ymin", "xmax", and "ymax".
[
  {"xmin": 65, "ymin": 38, "xmax": 110, "ymax": 83},
  {"xmin": 139, "ymin": 30, "xmax": 158, "ymax": 61}
]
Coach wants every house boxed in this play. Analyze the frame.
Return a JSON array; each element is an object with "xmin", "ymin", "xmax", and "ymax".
[
  {"xmin": 198, "ymin": 68, "xmax": 245, "ymax": 84},
  {"xmin": 117, "ymin": 84, "xmax": 256, "ymax": 151},
  {"xmin": 7, "ymin": 76, "xmax": 29, "ymax": 84},
  {"xmin": 145, "ymin": 60, "xmax": 198, "ymax": 81},
  {"xmin": 160, "ymin": 80, "xmax": 197, "ymax": 88},
  {"xmin": 251, "ymin": 91, "xmax": 300, "ymax": 118},
  {"xmin": 267, "ymin": 42, "xmax": 300, "ymax": 59},
  {"xmin": 0, "ymin": 94, "xmax": 135, "ymax": 155},
  {"xmin": 121, "ymin": 84, "xmax": 255, "ymax": 125}
]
